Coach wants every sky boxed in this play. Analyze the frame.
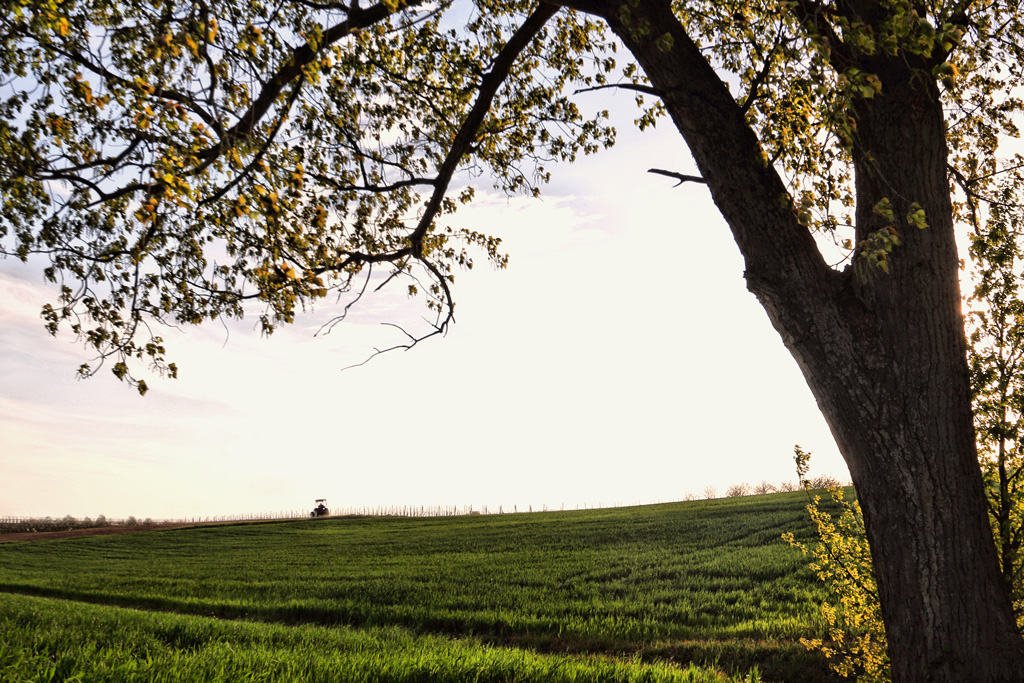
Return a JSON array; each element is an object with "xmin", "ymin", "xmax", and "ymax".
[{"xmin": 0, "ymin": 91, "xmax": 850, "ymax": 521}]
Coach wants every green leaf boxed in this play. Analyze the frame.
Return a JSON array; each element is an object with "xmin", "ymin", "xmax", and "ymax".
[
  {"xmin": 112, "ymin": 362, "xmax": 128, "ymax": 381},
  {"xmin": 906, "ymin": 203, "xmax": 928, "ymax": 230},
  {"xmin": 872, "ymin": 198, "xmax": 895, "ymax": 223}
]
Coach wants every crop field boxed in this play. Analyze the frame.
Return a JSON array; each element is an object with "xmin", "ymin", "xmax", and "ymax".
[{"xmin": 0, "ymin": 492, "xmax": 842, "ymax": 682}]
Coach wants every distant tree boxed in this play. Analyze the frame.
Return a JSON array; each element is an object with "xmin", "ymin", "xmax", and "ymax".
[
  {"xmin": 4, "ymin": 2, "xmax": 1024, "ymax": 678},
  {"xmin": 702, "ymin": 485, "xmax": 718, "ymax": 501},
  {"xmin": 753, "ymin": 480, "xmax": 776, "ymax": 496},
  {"xmin": 808, "ymin": 474, "xmax": 844, "ymax": 490},
  {"xmin": 725, "ymin": 483, "xmax": 751, "ymax": 498}
]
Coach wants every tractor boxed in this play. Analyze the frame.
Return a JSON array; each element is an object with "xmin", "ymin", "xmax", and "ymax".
[{"xmin": 310, "ymin": 499, "xmax": 329, "ymax": 518}]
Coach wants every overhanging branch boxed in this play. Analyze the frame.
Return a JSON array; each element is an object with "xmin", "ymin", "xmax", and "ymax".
[
  {"xmin": 406, "ymin": 2, "xmax": 560, "ymax": 255},
  {"xmin": 326, "ymin": 3, "xmax": 561, "ymax": 369}
]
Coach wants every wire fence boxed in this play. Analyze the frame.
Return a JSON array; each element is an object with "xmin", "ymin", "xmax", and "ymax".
[
  {"xmin": 1, "ymin": 480, "xmax": 844, "ymax": 535},
  {"xmin": 0, "ymin": 503, "xmax": 564, "ymax": 534}
]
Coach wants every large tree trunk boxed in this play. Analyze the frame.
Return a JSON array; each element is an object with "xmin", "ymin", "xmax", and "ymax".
[{"xmin": 591, "ymin": 1, "xmax": 1024, "ymax": 680}]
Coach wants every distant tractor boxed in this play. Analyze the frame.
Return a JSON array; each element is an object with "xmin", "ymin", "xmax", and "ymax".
[{"xmin": 310, "ymin": 499, "xmax": 329, "ymax": 518}]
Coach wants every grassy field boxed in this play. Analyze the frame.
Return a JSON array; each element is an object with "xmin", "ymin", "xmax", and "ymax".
[{"xmin": 0, "ymin": 492, "xmax": 841, "ymax": 682}]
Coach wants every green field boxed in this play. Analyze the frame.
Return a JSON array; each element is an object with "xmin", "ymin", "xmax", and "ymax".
[{"xmin": 0, "ymin": 493, "xmax": 840, "ymax": 682}]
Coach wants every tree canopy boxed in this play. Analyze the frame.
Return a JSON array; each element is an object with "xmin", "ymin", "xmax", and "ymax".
[
  {"xmin": 1, "ymin": 0, "xmax": 623, "ymax": 390},
  {"xmin": 3, "ymin": 1, "xmax": 1022, "ymax": 388}
]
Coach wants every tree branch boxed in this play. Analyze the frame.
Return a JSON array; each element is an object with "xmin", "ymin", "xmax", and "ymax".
[
  {"xmin": 738, "ymin": 28, "xmax": 788, "ymax": 116},
  {"xmin": 601, "ymin": 1, "xmax": 833, "ymax": 297},
  {"xmin": 785, "ymin": 0, "xmax": 853, "ymax": 68},
  {"xmin": 574, "ymin": 82, "xmax": 662, "ymax": 97},
  {"xmin": 316, "ymin": 3, "xmax": 560, "ymax": 370},
  {"xmin": 202, "ymin": 0, "xmax": 420, "ymax": 159},
  {"xmin": 648, "ymin": 168, "xmax": 706, "ymax": 186},
  {"xmin": 406, "ymin": 2, "xmax": 559, "ymax": 255}
]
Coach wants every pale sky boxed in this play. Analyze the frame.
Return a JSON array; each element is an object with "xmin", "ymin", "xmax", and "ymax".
[{"xmin": 0, "ymin": 97, "xmax": 849, "ymax": 520}]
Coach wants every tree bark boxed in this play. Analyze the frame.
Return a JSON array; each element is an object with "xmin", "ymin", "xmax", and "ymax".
[{"xmin": 583, "ymin": 1, "xmax": 1024, "ymax": 680}]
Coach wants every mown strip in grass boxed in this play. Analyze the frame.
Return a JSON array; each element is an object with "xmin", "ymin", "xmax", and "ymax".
[{"xmin": 0, "ymin": 593, "xmax": 760, "ymax": 683}]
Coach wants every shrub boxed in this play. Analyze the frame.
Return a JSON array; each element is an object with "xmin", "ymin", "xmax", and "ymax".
[
  {"xmin": 784, "ymin": 488, "xmax": 889, "ymax": 682},
  {"xmin": 789, "ymin": 441, "xmax": 1024, "ymax": 682}
]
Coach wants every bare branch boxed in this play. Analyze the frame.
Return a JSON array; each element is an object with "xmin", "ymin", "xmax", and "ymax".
[
  {"xmin": 648, "ymin": 168, "xmax": 706, "ymax": 186},
  {"xmin": 574, "ymin": 82, "xmax": 662, "ymax": 97},
  {"xmin": 739, "ymin": 28, "xmax": 788, "ymax": 116}
]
